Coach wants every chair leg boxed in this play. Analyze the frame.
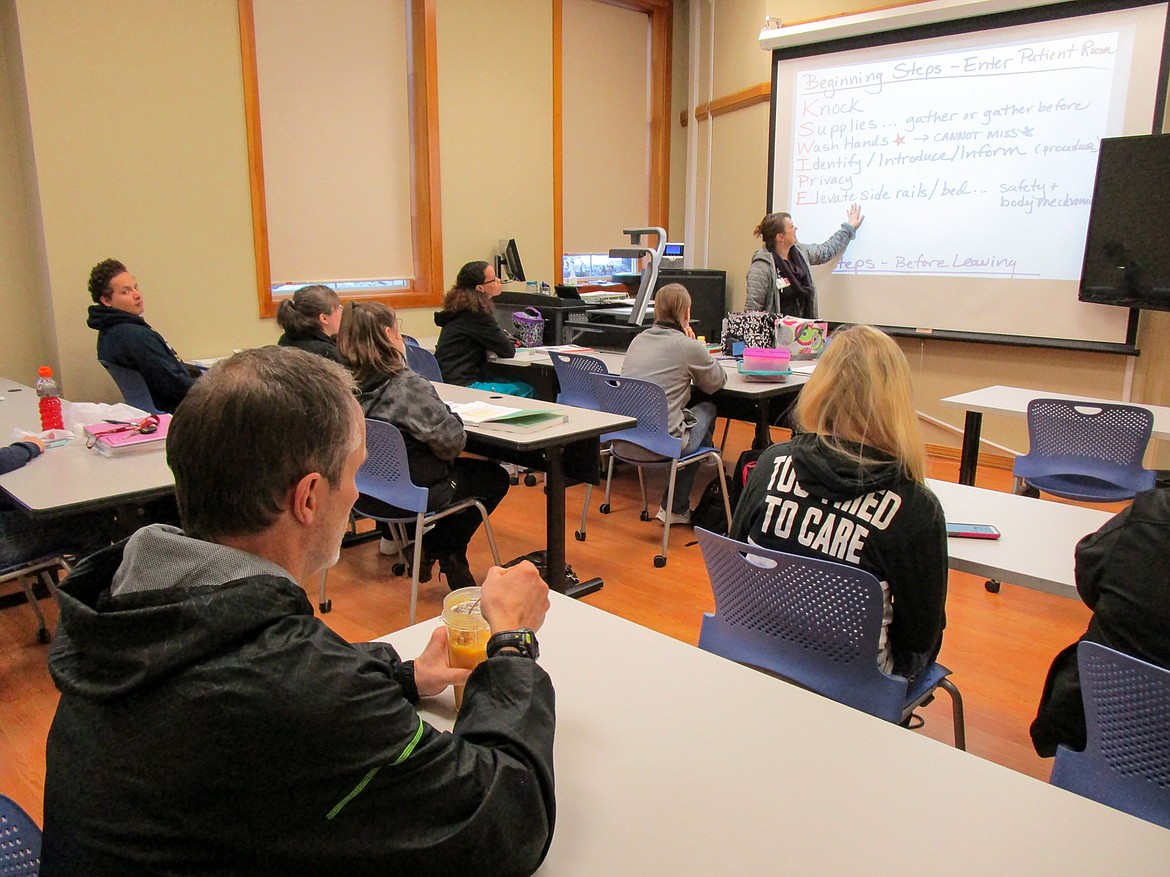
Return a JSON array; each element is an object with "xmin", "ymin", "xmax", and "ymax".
[
  {"xmin": 718, "ymin": 418, "xmax": 731, "ymax": 453},
  {"xmin": 581, "ymin": 447, "xmax": 610, "ymax": 537},
  {"xmin": 388, "ymin": 522, "xmax": 411, "ymax": 566},
  {"xmin": 408, "ymin": 513, "xmax": 427, "ymax": 625},
  {"xmin": 600, "ymin": 453, "xmax": 616, "ymax": 514},
  {"xmin": 712, "ymin": 452, "xmax": 733, "ymax": 532},
  {"xmin": 42, "ymin": 561, "xmax": 67, "ymax": 600},
  {"xmin": 1011, "ymin": 475, "xmax": 1039, "ymax": 498},
  {"xmin": 318, "ymin": 568, "xmax": 331, "ymax": 614},
  {"xmin": 637, "ymin": 468, "xmax": 649, "ymax": 520},
  {"xmin": 471, "ymin": 499, "xmax": 502, "ymax": 567},
  {"xmin": 18, "ymin": 573, "xmax": 50, "ymax": 645},
  {"xmin": 577, "ymin": 482, "xmax": 592, "ymax": 541},
  {"xmin": 656, "ymin": 460, "xmax": 681, "ymax": 568},
  {"xmin": 939, "ymin": 677, "xmax": 966, "ymax": 751}
]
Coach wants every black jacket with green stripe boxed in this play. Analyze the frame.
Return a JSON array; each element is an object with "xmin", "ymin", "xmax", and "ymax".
[{"xmin": 41, "ymin": 528, "xmax": 556, "ymax": 877}]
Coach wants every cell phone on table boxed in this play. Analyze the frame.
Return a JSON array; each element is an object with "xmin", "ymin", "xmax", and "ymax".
[{"xmin": 946, "ymin": 522, "xmax": 1001, "ymax": 540}]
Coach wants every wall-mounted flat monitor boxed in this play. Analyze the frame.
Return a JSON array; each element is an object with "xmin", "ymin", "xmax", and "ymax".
[{"xmin": 1079, "ymin": 133, "xmax": 1170, "ymax": 312}]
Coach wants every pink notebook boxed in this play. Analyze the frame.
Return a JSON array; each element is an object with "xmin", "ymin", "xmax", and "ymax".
[{"xmin": 84, "ymin": 415, "xmax": 171, "ymax": 457}]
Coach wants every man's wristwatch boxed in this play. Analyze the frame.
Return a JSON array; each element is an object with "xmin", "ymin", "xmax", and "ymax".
[{"xmin": 486, "ymin": 628, "xmax": 540, "ymax": 660}]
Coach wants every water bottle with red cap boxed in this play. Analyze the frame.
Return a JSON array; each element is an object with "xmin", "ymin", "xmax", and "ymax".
[{"xmin": 36, "ymin": 366, "xmax": 64, "ymax": 431}]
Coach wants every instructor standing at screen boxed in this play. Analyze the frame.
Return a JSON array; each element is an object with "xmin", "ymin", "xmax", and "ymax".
[{"xmin": 745, "ymin": 204, "xmax": 864, "ymax": 318}]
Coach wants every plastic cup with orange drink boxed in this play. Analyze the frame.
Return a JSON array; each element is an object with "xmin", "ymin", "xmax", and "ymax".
[{"xmin": 442, "ymin": 587, "xmax": 492, "ymax": 710}]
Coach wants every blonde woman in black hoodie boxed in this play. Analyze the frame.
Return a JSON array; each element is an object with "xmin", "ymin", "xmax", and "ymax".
[{"xmin": 731, "ymin": 324, "xmax": 947, "ymax": 681}]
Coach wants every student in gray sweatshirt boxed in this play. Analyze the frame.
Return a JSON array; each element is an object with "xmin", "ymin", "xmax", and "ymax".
[{"xmin": 621, "ymin": 284, "xmax": 727, "ymax": 524}]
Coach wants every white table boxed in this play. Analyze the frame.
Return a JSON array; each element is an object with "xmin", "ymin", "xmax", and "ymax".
[
  {"xmin": 940, "ymin": 385, "xmax": 1170, "ymax": 485},
  {"xmin": 384, "ymin": 592, "xmax": 1170, "ymax": 875},
  {"xmin": 0, "ymin": 379, "xmax": 173, "ymax": 517},
  {"xmin": 433, "ymin": 383, "xmax": 634, "ymax": 597},
  {"xmin": 928, "ymin": 479, "xmax": 1112, "ymax": 598}
]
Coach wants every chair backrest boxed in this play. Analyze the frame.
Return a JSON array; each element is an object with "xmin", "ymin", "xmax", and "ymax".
[
  {"xmin": 403, "ymin": 334, "xmax": 420, "ymax": 347},
  {"xmin": 590, "ymin": 374, "xmax": 682, "ymax": 459},
  {"xmin": 549, "ymin": 351, "xmax": 609, "ymax": 409},
  {"xmin": 1026, "ymin": 398, "xmax": 1153, "ymax": 468},
  {"xmin": 1050, "ymin": 642, "xmax": 1170, "ymax": 829},
  {"xmin": 405, "ymin": 345, "xmax": 444, "ymax": 383},
  {"xmin": 694, "ymin": 528, "xmax": 909, "ymax": 722},
  {"xmin": 353, "ymin": 419, "xmax": 429, "ymax": 515},
  {"xmin": 99, "ymin": 360, "xmax": 161, "ymax": 414},
  {"xmin": 0, "ymin": 793, "xmax": 42, "ymax": 876}
]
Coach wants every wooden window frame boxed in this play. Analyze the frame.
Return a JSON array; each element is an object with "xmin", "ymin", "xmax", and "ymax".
[
  {"xmin": 238, "ymin": 0, "xmax": 443, "ymax": 318},
  {"xmin": 553, "ymin": 0, "xmax": 672, "ymax": 283}
]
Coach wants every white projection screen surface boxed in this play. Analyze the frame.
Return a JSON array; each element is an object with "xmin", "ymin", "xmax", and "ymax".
[{"xmin": 768, "ymin": 2, "xmax": 1170, "ymax": 349}]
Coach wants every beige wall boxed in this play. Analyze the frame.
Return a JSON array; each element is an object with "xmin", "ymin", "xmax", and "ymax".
[
  {"xmin": 712, "ymin": 0, "xmax": 770, "ymax": 94},
  {"xmin": 434, "ymin": 0, "xmax": 553, "ymax": 307},
  {"xmin": 686, "ymin": 0, "xmax": 1170, "ymax": 464}
]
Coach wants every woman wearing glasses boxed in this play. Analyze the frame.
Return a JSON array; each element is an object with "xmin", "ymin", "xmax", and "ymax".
[
  {"xmin": 433, "ymin": 261, "xmax": 534, "ymax": 398},
  {"xmin": 339, "ymin": 301, "xmax": 510, "ymax": 591}
]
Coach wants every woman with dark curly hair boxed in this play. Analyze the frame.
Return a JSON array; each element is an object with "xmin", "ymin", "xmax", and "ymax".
[
  {"xmin": 276, "ymin": 284, "xmax": 343, "ymax": 363},
  {"xmin": 433, "ymin": 261, "xmax": 534, "ymax": 397}
]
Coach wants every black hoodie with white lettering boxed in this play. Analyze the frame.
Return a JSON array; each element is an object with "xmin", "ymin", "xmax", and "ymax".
[{"xmin": 730, "ymin": 432, "xmax": 947, "ymax": 678}]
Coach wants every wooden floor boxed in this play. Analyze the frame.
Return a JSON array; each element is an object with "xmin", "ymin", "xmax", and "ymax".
[{"xmin": 0, "ymin": 420, "xmax": 1122, "ymax": 825}]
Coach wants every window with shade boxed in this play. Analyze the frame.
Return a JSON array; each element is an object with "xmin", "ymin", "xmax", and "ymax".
[
  {"xmin": 240, "ymin": 0, "xmax": 441, "ymax": 316},
  {"xmin": 559, "ymin": 0, "xmax": 671, "ymax": 282}
]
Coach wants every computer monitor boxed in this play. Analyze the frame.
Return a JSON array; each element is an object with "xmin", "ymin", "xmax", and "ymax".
[
  {"xmin": 1079, "ymin": 134, "xmax": 1170, "ymax": 312},
  {"xmin": 497, "ymin": 238, "xmax": 526, "ymax": 283}
]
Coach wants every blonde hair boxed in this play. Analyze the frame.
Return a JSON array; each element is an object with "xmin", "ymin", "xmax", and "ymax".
[
  {"xmin": 336, "ymin": 301, "xmax": 406, "ymax": 383},
  {"xmin": 653, "ymin": 283, "xmax": 691, "ymax": 325},
  {"xmin": 795, "ymin": 325, "xmax": 926, "ymax": 482}
]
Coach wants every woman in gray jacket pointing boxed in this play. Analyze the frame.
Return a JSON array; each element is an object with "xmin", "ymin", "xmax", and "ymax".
[{"xmin": 745, "ymin": 204, "xmax": 864, "ymax": 318}]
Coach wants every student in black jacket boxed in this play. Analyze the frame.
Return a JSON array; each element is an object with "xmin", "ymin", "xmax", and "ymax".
[
  {"xmin": 731, "ymin": 325, "xmax": 947, "ymax": 681},
  {"xmin": 434, "ymin": 261, "xmax": 534, "ymax": 397},
  {"xmin": 1030, "ymin": 488, "xmax": 1170, "ymax": 757},
  {"xmin": 86, "ymin": 258, "xmax": 197, "ymax": 413},
  {"xmin": 276, "ymin": 283, "xmax": 344, "ymax": 364}
]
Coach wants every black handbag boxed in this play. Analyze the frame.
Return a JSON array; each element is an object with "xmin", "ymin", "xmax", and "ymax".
[{"xmin": 721, "ymin": 311, "xmax": 778, "ymax": 355}]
